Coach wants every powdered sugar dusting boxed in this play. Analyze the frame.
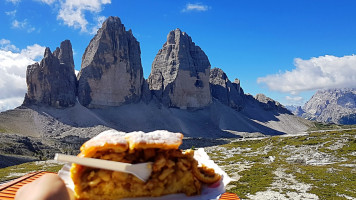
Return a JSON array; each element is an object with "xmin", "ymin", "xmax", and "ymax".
[
  {"xmin": 83, "ymin": 129, "xmax": 128, "ymax": 148},
  {"xmin": 125, "ymin": 130, "xmax": 183, "ymax": 148}
]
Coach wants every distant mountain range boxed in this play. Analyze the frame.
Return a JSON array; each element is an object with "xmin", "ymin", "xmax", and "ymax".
[{"xmin": 287, "ymin": 88, "xmax": 356, "ymax": 125}]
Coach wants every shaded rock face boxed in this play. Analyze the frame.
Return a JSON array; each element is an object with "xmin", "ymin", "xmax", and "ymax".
[
  {"xmin": 53, "ymin": 40, "xmax": 74, "ymax": 69},
  {"xmin": 209, "ymin": 68, "xmax": 244, "ymax": 110},
  {"xmin": 301, "ymin": 88, "xmax": 356, "ymax": 124},
  {"xmin": 148, "ymin": 29, "xmax": 211, "ymax": 109},
  {"xmin": 141, "ymin": 79, "xmax": 152, "ymax": 103},
  {"xmin": 255, "ymin": 94, "xmax": 291, "ymax": 113},
  {"xmin": 23, "ymin": 40, "xmax": 77, "ymax": 108},
  {"xmin": 77, "ymin": 16, "xmax": 143, "ymax": 108}
]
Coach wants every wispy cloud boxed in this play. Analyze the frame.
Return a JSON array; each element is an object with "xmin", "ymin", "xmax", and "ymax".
[
  {"xmin": 36, "ymin": 0, "xmax": 56, "ymax": 5},
  {"xmin": 182, "ymin": 3, "xmax": 210, "ymax": 12},
  {"xmin": 6, "ymin": 0, "xmax": 21, "ymax": 4},
  {"xmin": 257, "ymin": 55, "xmax": 356, "ymax": 94},
  {"xmin": 20, "ymin": 44, "xmax": 45, "ymax": 60},
  {"xmin": 0, "ymin": 39, "xmax": 45, "ymax": 112},
  {"xmin": 5, "ymin": 10, "xmax": 17, "ymax": 17},
  {"xmin": 12, "ymin": 19, "xmax": 25, "ymax": 28},
  {"xmin": 12, "ymin": 19, "xmax": 36, "ymax": 33},
  {"xmin": 0, "ymin": 39, "xmax": 19, "ymax": 52},
  {"xmin": 90, "ymin": 15, "xmax": 106, "ymax": 35},
  {"xmin": 35, "ymin": 0, "xmax": 110, "ymax": 34},
  {"xmin": 57, "ymin": 0, "xmax": 111, "ymax": 33},
  {"xmin": 6, "ymin": 7, "xmax": 37, "ymax": 34},
  {"xmin": 285, "ymin": 96, "xmax": 304, "ymax": 105}
]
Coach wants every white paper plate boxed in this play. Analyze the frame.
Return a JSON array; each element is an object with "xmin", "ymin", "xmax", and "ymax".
[{"xmin": 58, "ymin": 148, "xmax": 232, "ymax": 200}]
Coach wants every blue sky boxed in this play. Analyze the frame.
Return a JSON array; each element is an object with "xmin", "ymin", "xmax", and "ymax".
[{"xmin": 1, "ymin": 0, "xmax": 356, "ymax": 111}]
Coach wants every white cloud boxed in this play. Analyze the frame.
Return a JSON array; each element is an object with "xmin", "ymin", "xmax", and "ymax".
[
  {"xmin": 57, "ymin": 0, "xmax": 111, "ymax": 33},
  {"xmin": 0, "ymin": 51, "xmax": 32, "ymax": 99},
  {"xmin": 182, "ymin": 3, "xmax": 210, "ymax": 12},
  {"xmin": 4, "ymin": 10, "xmax": 37, "ymax": 33},
  {"xmin": 5, "ymin": 10, "xmax": 17, "ymax": 17},
  {"xmin": 0, "ymin": 40, "xmax": 45, "ymax": 112},
  {"xmin": 0, "ymin": 97, "xmax": 24, "ymax": 112},
  {"xmin": 12, "ymin": 19, "xmax": 36, "ymax": 33},
  {"xmin": 12, "ymin": 19, "xmax": 23, "ymax": 28},
  {"xmin": 37, "ymin": 0, "xmax": 56, "ymax": 5},
  {"xmin": 6, "ymin": 0, "xmax": 21, "ymax": 4},
  {"xmin": 0, "ymin": 39, "xmax": 19, "ymax": 52},
  {"xmin": 90, "ymin": 15, "xmax": 106, "ymax": 34},
  {"xmin": 285, "ymin": 96, "xmax": 304, "ymax": 105},
  {"xmin": 20, "ymin": 44, "xmax": 45, "ymax": 60},
  {"xmin": 257, "ymin": 55, "xmax": 356, "ymax": 94},
  {"xmin": 34, "ymin": 0, "xmax": 110, "ymax": 33}
]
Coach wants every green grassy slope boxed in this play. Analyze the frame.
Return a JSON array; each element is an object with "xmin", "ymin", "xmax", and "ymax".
[{"xmin": 207, "ymin": 130, "xmax": 356, "ymax": 199}]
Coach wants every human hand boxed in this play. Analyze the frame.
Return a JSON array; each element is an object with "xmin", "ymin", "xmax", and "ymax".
[{"xmin": 15, "ymin": 173, "xmax": 74, "ymax": 200}]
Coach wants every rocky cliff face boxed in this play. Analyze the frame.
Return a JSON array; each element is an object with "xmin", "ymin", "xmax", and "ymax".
[
  {"xmin": 53, "ymin": 40, "xmax": 74, "ymax": 69},
  {"xmin": 209, "ymin": 68, "xmax": 244, "ymax": 110},
  {"xmin": 254, "ymin": 93, "xmax": 291, "ymax": 113},
  {"xmin": 77, "ymin": 16, "xmax": 143, "ymax": 108},
  {"xmin": 301, "ymin": 88, "xmax": 356, "ymax": 124},
  {"xmin": 23, "ymin": 40, "xmax": 77, "ymax": 108},
  {"xmin": 148, "ymin": 28, "xmax": 211, "ymax": 109}
]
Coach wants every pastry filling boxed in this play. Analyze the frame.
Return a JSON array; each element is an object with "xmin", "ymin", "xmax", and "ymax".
[{"xmin": 73, "ymin": 149, "xmax": 208, "ymax": 199}]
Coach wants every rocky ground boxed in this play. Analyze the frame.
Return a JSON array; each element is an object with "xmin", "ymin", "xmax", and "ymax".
[{"xmin": 205, "ymin": 129, "xmax": 356, "ymax": 199}]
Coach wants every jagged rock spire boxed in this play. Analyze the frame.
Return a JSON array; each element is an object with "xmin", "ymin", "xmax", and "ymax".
[
  {"xmin": 148, "ymin": 28, "xmax": 211, "ymax": 109},
  {"xmin": 77, "ymin": 16, "xmax": 143, "ymax": 108},
  {"xmin": 209, "ymin": 67, "xmax": 245, "ymax": 110},
  {"xmin": 23, "ymin": 40, "xmax": 77, "ymax": 108},
  {"xmin": 53, "ymin": 40, "xmax": 74, "ymax": 69}
]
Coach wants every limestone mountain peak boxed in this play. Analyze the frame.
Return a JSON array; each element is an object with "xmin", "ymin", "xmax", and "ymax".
[
  {"xmin": 53, "ymin": 40, "xmax": 74, "ymax": 68},
  {"xmin": 148, "ymin": 28, "xmax": 211, "ymax": 108},
  {"xmin": 23, "ymin": 40, "xmax": 77, "ymax": 108},
  {"xmin": 44, "ymin": 47, "xmax": 52, "ymax": 58},
  {"xmin": 300, "ymin": 88, "xmax": 356, "ymax": 124},
  {"xmin": 104, "ymin": 16, "xmax": 122, "ymax": 25},
  {"xmin": 77, "ymin": 16, "xmax": 143, "ymax": 108}
]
